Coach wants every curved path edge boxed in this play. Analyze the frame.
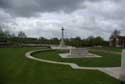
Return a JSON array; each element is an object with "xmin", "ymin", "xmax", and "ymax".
[{"xmin": 25, "ymin": 49, "xmax": 121, "ymax": 80}]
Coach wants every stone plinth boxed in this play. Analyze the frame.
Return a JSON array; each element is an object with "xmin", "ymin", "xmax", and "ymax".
[
  {"xmin": 59, "ymin": 48, "xmax": 101, "ymax": 58},
  {"xmin": 70, "ymin": 48, "xmax": 90, "ymax": 56}
]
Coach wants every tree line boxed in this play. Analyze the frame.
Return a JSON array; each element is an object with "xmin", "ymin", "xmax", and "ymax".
[{"xmin": 0, "ymin": 28, "xmax": 109, "ymax": 47}]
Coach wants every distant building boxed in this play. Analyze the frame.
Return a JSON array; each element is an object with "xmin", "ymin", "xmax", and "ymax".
[{"xmin": 109, "ymin": 36, "xmax": 125, "ymax": 48}]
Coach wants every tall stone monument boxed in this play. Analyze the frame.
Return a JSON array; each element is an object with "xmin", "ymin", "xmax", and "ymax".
[
  {"xmin": 59, "ymin": 27, "xmax": 65, "ymax": 47},
  {"xmin": 51, "ymin": 27, "xmax": 73, "ymax": 49}
]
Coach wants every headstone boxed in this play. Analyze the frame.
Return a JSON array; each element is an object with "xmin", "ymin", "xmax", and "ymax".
[{"xmin": 120, "ymin": 50, "xmax": 125, "ymax": 82}]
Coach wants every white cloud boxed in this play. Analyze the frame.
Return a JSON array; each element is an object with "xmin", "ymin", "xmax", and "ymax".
[{"xmin": 1, "ymin": 0, "xmax": 125, "ymax": 40}]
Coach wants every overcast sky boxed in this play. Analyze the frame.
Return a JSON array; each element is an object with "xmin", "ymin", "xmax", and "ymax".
[{"xmin": 0, "ymin": 0, "xmax": 125, "ymax": 40}]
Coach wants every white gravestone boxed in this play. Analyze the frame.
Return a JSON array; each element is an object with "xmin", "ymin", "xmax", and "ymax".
[{"xmin": 120, "ymin": 50, "xmax": 125, "ymax": 82}]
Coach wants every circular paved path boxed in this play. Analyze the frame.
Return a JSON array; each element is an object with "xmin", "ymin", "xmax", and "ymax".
[{"xmin": 25, "ymin": 49, "xmax": 121, "ymax": 80}]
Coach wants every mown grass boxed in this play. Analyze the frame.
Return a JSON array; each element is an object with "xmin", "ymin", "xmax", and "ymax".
[
  {"xmin": 0, "ymin": 47, "xmax": 121, "ymax": 84},
  {"xmin": 92, "ymin": 47, "xmax": 122, "ymax": 52},
  {"xmin": 35, "ymin": 48, "xmax": 121, "ymax": 67}
]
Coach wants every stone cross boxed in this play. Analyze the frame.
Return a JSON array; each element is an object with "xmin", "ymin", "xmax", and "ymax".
[
  {"xmin": 61, "ymin": 27, "xmax": 64, "ymax": 40},
  {"xmin": 59, "ymin": 27, "xmax": 65, "ymax": 47}
]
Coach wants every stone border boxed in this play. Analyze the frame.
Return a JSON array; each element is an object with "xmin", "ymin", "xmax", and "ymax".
[{"xmin": 25, "ymin": 49, "xmax": 121, "ymax": 80}]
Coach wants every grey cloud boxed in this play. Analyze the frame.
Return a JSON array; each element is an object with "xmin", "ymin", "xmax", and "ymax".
[
  {"xmin": 0, "ymin": 0, "xmax": 109, "ymax": 17},
  {"xmin": 0, "ymin": 0, "xmax": 125, "ymax": 40},
  {"xmin": 0, "ymin": 0, "xmax": 83, "ymax": 17}
]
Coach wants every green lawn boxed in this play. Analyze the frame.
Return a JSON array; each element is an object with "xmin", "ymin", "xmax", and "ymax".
[
  {"xmin": 35, "ymin": 48, "xmax": 121, "ymax": 67},
  {"xmin": 0, "ymin": 47, "xmax": 121, "ymax": 84},
  {"xmin": 92, "ymin": 47, "xmax": 122, "ymax": 52}
]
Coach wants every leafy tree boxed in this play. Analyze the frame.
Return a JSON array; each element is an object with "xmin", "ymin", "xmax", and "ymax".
[
  {"xmin": 94, "ymin": 36, "xmax": 103, "ymax": 45},
  {"xmin": 39, "ymin": 37, "xmax": 49, "ymax": 44},
  {"xmin": 68, "ymin": 37, "xmax": 82, "ymax": 47},
  {"xmin": 10, "ymin": 33, "xmax": 16, "ymax": 38},
  {"xmin": 18, "ymin": 31, "xmax": 27, "ymax": 38},
  {"xmin": 86, "ymin": 36, "xmax": 95, "ymax": 46},
  {"xmin": 0, "ymin": 26, "xmax": 6, "ymax": 38},
  {"xmin": 110, "ymin": 29, "xmax": 120, "ymax": 38},
  {"xmin": 4, "ymin": 30, "xmax": 11, "ymax": 38},
  {"xmin": 50, "ymin": 38, "xmax": 59, "ymax": 44}
]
